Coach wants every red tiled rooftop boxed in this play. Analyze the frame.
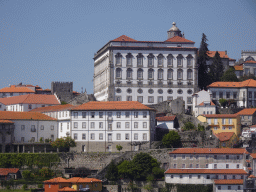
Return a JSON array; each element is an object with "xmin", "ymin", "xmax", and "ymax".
[
  {"xmin": 156, "ymin": 116, "xmax": 176, "ymax": 121},
  {"xmin": 0, "ymin": 120, "xmax": 14, "ymax": 124},
  {"xmin": 236, "ymin": 108, "xmax": 256, "ymax": 115},
  {"xmin": 165, "ymin": 36, "xmax": 195, "ymax": 43},
  {"xmin": 198, "ymin": 101, "xmax": 215, "ymax": 106},
  {"xmin": 44, "ymin": 177, "xmax": 68, "ymax": 183},
  {"xmin": 30, "ymin": 104, "xmax": 74, "ymax": 113},
  {"xmin": 169, "ymin": 148, "xmax": 249, "ymax": 155},
  {"xmin": 249, "ymin": 175, "xmax": 256, "ymax": 178},
  {"xmin": 250, "ymin": 153, "xmax": 256, "ymax": 159},
  {"xmin": 207, "ymin": 51, "xmax": 229, "ymax": 59},
  {"xmin": 0, "ymin": 168, "xmax": 19, "ymax": 176},
  {"xmin": 112, "ymin": 35, "xmax": 137, "ymax": 42},
  {"xmin": 214, "ymin": 179, "xmax": 243, "ymax": 185},
  {"xmin": 0, "ymin": 85, "xmax": 34, "ymax": 93},
  {"xmin": 214, "ymin": 132, "xmax": 235, "ymax": 142},
  {"xmin": 66, "ymin": 177, "xmax": 102, "ymax": 183},
  {"xmin": 72, "ymin": 101, "xmax": 154, "ymax": 111},
  {"xmin": 234, "ymin": 65, "xmax": 243, "ymax": 71},
  {"xmin": 165, "ymin": 169, "xmax": 247, "ymax": 174},
  {"xmin": 244, "ymin": 60, "xmax": 256, "ymax": 64},
  {"xmin": 208, "ymin": 79, "xmax": 256, "ymax": 88},
  {"xmin": 203, "ymin": 114, "xmax": 238, "ymax": 118},
  {"xmin": 0, "ymin": 111, "xmax": 57, "ymax": 121}
]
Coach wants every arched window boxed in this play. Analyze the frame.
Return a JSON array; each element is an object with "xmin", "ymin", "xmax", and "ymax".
[
  {"xmin": 157, "ymin": 54, "xmax": 164, "ymax": 67},
  {"xmin": 158, "ymin": 69, "xmax": 163, "ymax": 80},
  {"xmin": 245, "ymin": 56, "xmax": 255, "ymax": 61},
  {"xmin": 115, "ymin": 53, "xmax": 122, "ymax": 66},
  {"xmin": 148, "ymin": 53, "xmax": 154, "ymax": 67},
  {"xmin": 126, "ymin": 53, "xmax": 133, "ymax": 66},
  {"xmin": 137, "ymin": 68, "xmax": 143, "ymax": 80},
  {"xmin": 187, "ymin": 54, "xmax": 193, "ymax": 67},
  {"xmin": 167, "ymin": 54, "xmax": 173, "ymax": 67},
  {"xmin": 148, "ymin": 68, "xmax": 154, "ymax": 80},
  {"xmin": 178, "ymin": 69, "xmax": 183, "ymax": 80},
  {"xmin": 187, "ymin": 69, "xmax": 193, "ymax": 80},
  {"xmin": 137, "ymin": 53, "xmax": 143, "ymax": 67},
  {"xmin": 177, "ymin": 54, "xmax": 183, "ymax": 67},
  {"xmin": 168, "ymin": 69, "xmax": 173, "ymax": 80},
  {"xmin": 127, "ymin": 68, "xmax": 133, "ymax": 79},
  {"xmin": 116, "ymin": 68, "xmax": 122, "ymax": 78}
]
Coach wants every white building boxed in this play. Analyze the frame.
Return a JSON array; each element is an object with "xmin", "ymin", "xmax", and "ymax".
[
  {"xmin": 0, "ymin": 85, "xmax": 35, "ymax": 98},
  {"xmin": 0, "ymin": 94, "xmax": 60, "ymax": 112},
  {"xmin": 192, "ymin": 90, "xmax": 216, "ymax": 117},
  {"xmin": 156, "ymin": 116, "xmax": 177, "ymax": 130},
  {"xmin": 30, "ymin": 104, "xmax": 75, "ymax": 139},
  {"xmin": 93, "ymin": 22, "xmax": 198, "ymax": 110},
  {"xmin": 241, "ymin": 50, "xmax": 256, "ymax": 62},
  {"xmin": 70, "ymin": 101, "xmax": 156, "ymax": 152},
  {"xmin": 208, "ymin": 79, "xmax": 256, "ymax": 108}
]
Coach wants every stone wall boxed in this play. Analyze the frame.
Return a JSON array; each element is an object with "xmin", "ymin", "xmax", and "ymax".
[{"xmin": 51, "ymin": 81, "xmax": 73, "ymax": 102}]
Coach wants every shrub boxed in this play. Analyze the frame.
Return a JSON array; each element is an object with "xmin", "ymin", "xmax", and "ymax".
[
  {"xmin": 22, "ymin": 170, "xmax": 33, "ymax": 179},
  {"xmin": 198, "ymin": 124, "xmax": 205, "ymax": 131},
  {"xmin": 182, "ymin": 122, "xmax": 196, "ymax": 131},
  {"xmin": 22, "ymin": 184, "xmax": 27, "ymax": 190},
  {"xmin": 38, "ymin": 183, "xmax": 43, "ymax": 188},
  {"xmin": 116, "ymin": 144, "xmax": 123, "ymax": 152},
  {"xmin": 219, "ymin": 98, "xmax": 227, "ymax": 107}
]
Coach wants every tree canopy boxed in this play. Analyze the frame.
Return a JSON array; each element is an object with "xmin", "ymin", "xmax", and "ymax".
[
  {"xmin": 162, "ymin": 130, "xmax": 181, "ymax": 148},
  {"xmin": 51, "ymin": 136, "xmax": 76, "ymax": 151},
  {"xmin": 209, "ymin": 51, "xmax": 224, "ymax": 82},
  {"xmin": 221, "ymin": 67, "xmax": 238, "ymax": 82},
  {"xmin": 198, "ymin": 33, "xmax": 211, "ymax": 90},
  {"xmin": 105, "ymin": 161, "xmax": 118, "ymax": 181}
]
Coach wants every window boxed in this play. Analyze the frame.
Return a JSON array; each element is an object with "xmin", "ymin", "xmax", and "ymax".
[
  {"xmin": 143, "ymin": 112, "xmax": 147, "ymax": 118},
  {"xmin": 167, "ymin": 54, "xmax": 173, "ymax": 66},
  {"xmin": 180, "ymin": 175, "xmax": 183, "ymax": 179},
  {"xmin": 137, "ymin": 96, "xmax": 143, "ymax": 103},
  {"xmin": 189, "ymin": 175, "xmax": 192, "ymax": 179},
  {"xmin": 228, "ymin": 186, "xmax": 231, "ymax": 190},
  {"xmin": 148, "ymin": 96, "xmax": 154, "ymax": 103},
  {"xmin": 137, "ymin": 68, "xmax": 143, "ymax": 79},
  {"xmin": 116, "ymin": 68, "xmax": 122, "ymax": 78},
  {"xmin": 245, "ymin": 68, "xmax": 250, "ymax": 75},
  {"xmin": 171, "ymin": 175, "xmax": 173, "ymax": 178},
  {"xmin": 21, "ymin": 137, "xmax": 24, "ymax": 142},
  {"xmin": 206, "ymin": 164, "xmax": 208, "ymax": 168},
  {"xmin": 74, "ymin": 112, "xmax": 78, "ymax": 118},
  {"xmin": 21, "ymin": 125, "xmax": 25, "ymax": 131},
  {"xmin": 134, "ymin": 133, "xmax": 138, "ymax": 140},
  {"xmin": 126, "ymin": 68, "xmax": 133, "ymax": 79},
  {"xmin": 173, "ymin": 164, "xmax": 177, "ymax": 168},
  {"xmin": 173, "ymin": 155, "xmax": 176, "ymax": 159},
  {"xmin": 182, "ymin": 155, "xmax": 185, "ymax": 159},
  {"xmin": 137, "ymin": 53, "xmax": 143, "ymax": 67},
  {"xmin": 126, "ymin": 53, "xmax": 132, "ymax": 66},
  {"xmin": 125, "ymin": 133, "xmax": 129, "ymax": 140},
  {"xmin": 226, "ymin": 164, "xmax": 229, "ymax": 169},
  {"xmin": 167, "ymin": 69, "xmax": 173, "ymax": 80},
  {"xmin": 82, "ymin": 122, "xmax": 86, "ymax": 129},
  {"xmin": 189, "ymin": 164, "xmax": 193, "ymax": 168},
  {"xmin": 107, "ymin": 112, "xmax": 112, "ymax": 117},
  {"xmin": 206, "ymin": 175, "xmax": 210, "ymax": 179},
  {"xmin": 115, "ymin": 122, "xmax": 121, "ymax": 129},
  {"xmin": 125, "ymin": 112, "xmax": 130, "ymax": 118},
  {"xmin": 74, "ymin": 133, "xmax": 78, "ymax": 140},
  {"xmin": 187, "ymin": 69, "xmax": 193, "ymax": 79},
  {"xmin": 197, "ymin": 175, "xmax": 201, "ymax": 179},
  {"xmin": 232, "ymin": 175, "xmax": 236, "ymax": 179},
  {"xmin": 148, "ymin": 54, "xmax": 154, "ymax": 67},
  {"xmin": 222, "ymin": 118, "xmax": 225, "ymax": 124},
  {"xmin": 237, "ymin": 155, "xmax": 240, "ymax": 160},
  {"xmin": 82, "ymin": 112, "xmax": 86, "ymax": 118},
  {"xmin": 82, "ymin": 134, "xmax": 86, "ymax": 140},
  {"xmin": 218, "ymin": 186, "xmax": 221, "ymax": 190},
  {"xmin": 214, "ymin": 164, "xmax": 217, "ymax": 169},
  {"xmin": 143, "ymin": 133, "xmax": 147, "ymax": 140},
  {"xmin": 187, "ymin": 55, "xmax": 193, "ymax": 66},
  {"xmin": 158, "ymin": 69, "xmax": 163, "ymax": 80},
  {"xmin": 125, "ymin": 122, "xmax": 130, "ymax": 129},
  {"xmin": 99, "ymin": 133, "xmax": 103, "ymax": 140},
  {"xmin": 29, "ymin": 104, "xmax": 32, "ymax": 109},
  {"xmin": 134, "ymin": 122, "xmax": 138, "ymax": 128},
  {"xmin": 116, "ymin": 112, "xmax": 121, "ymax": 118},
  {"xmin": 74, "ymin": 122, "xmax": 78, "ymax": 128},
  {"xmin": 226, "ymin": 92, "xmax": 230, "ymax": 99},
  {"xmin": 115, "ymin": 53, "xmax": 122, "ymax": 66},
  {"xmin": 127, "ymin": 96, "xmax": 132, "ymax": 101},
  {"xmin": 226, "ymin": 155, "xmax": 229, "ymax": 159},
  {"xmin": 238, "ymin": 186, "xmax": 241, "ymax": 190},
  {"xmin": 157, "ymin": 54, "xmax": 163, "ymax": 66},
  {"xmin": 143, "ymin": 122, "xmax": 147, "ymax": 128},
  {"xmin": 116, "ymin": 96, "xmax": 122, "ymax": 101},
  {"xmin": 108, "ymin": 123, "xmax": 112, "ymax": 130},
  {"xmin": 177, "ymin": 69, "xmax": 183, "ymax": 79},
  {"xmin": 90, "ymin": 122, "xmax": 95, "ymax": 129},
  {"xmin": 148, "ymin": 68, "xmax": 154, "ymax": 79},
  {"xmin": 91, "ymin": 112, "xmax": 95, "ymax": 118},
  {"xmin": 51, "ymin": 134, "xmax": 54, "ymax": 141},
  {"xmin": 177, "ymin": 54, "xmax": 183, "ymax": 66},
  {"xmin": 241, "ymin": 175, "xmax": 243, "ymax": 179},
  {"xmin": 116, "ymin": 133, "xmax": 121, "ymax": 140},
  {"xmin": 187, "ymin": 97, "xmax": 192, "ymax": 104},
  {"xmin": 99, "ymin": 112, "xmax": 103, "ymax": 118},
  {"xmin": 134, "ymin": 112, "xmax": 138, "ymax": 118},
  {"xmin": 233, "ymin": 92, "xmax": 237, "ymax": 99},
  {"xmin": 182, "ymin": 164, "xmax": 185, "ymax": 168},
  {"xmin": 219, "ymin": 92, "xmax": 223, "ymax": 98},
  {"xmin": 67, "ymin": 123, "xmax": 69, "ymax": 130},
  {"xmin": 158, "ymin": 96, "xmax": 163, "ymax": 103},
  {"xmin": 167, "ymin": 96, "xmax": 173, "ymax": 101},
  {"xmin": 196, "ymin": 164, "xmax": 199, "ymax": 168}
]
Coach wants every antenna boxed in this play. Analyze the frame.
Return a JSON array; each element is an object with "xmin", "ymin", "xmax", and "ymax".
[{"xmin": 81, "ymin": 87, "xmax": 83, "ymax": 93}]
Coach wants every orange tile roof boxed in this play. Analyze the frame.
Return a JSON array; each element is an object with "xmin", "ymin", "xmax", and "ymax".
[
  {"xmin": 250, "ymin": 124, "xmax": 256, "ymax": 128},
  {"xmin": 236, "ymin": 108, "xmax": 256, "ymax": 115},
  {"xmin": 0, "ymin": 168, "xmax": 19, "ymax": 176},
  {"xmin": 214, "ymin": 179, "xmax": 243, "ymax": 185},
  {"xmin": 0, "ymin": 120, "xmax": 14, "ymax": 124},
  {"xmin": 66, "ymin": 177, "xmax": 102, "ymax": 183},
  {"xmin": 0, "ymin": 94, "xmax": 60, "ymax": 105},
  {"xmin": 250, "ymin": 153, "xmax": 256, "ymax": 159},
  {"xmin": 156, "ymin": 116, "xmax": 176, "ymax": 121},
  {"xmin": 58, "ymin": 187, "xmax": 76, "ymax": 191},
  {"xmin": 214, "ymin": 132, "xmax": 235, "ymax": 142},
  {"xmin": 249, "ymin": 175, "xmax": 256, "ymax": 178},
  {"xmin": 165, "ymin": 36, "xmax": 195, "ymax": 43},
  {"xmin": 170, "ymin": 148, "xmax": 249, "ymax": 155},
  {"xmin": 198, "ymin": 101, "xmax": 215, "ymax": 106},
  {"xmin": 234, "ymin": 64, "xmax": 243, "ymax": 71},
  {"xmin": 203, "ymin": 114, "xmax": 238, "ymax": 118},
  {"xmin": 112, "ymin": 35, "xmax": 137, "ymax": 42},
  {"xmin": 208, "ymin": 79, "xmax": 256, "ymax": 88},
  {"xmin": 248, "ymin": 167, "xmax": 252, "ymax": 170},
  {"xmin": 244, "ymin": 60, "xmax": 256, "ymax": 64},
  {"xmin": 246, "ymin": 160, "xmax": 250, "ymax": 163},
  {"xmin": 0, "ymin": 85, "xmax": 35, "ymax": 93},
  {"xmin": 30, "ymin": 104, "xmax": 74, "ymax": 113},
  {"xmin": 0, "ymin": 111, "xmax": 57, "ymax": 121},
  {"xmin": 207, "ymin": 51, "xmax": 229, "ymax": 59},
  {"xmin": 44, "ymin": 177, "xmax": 68, "ymax": 183},
  {"xmin": 165, "ymin": 169, "xmax": 247, "ymax": 174},
  {"xmin": 72, "ymin": 101, "xmax": 154, "ymax": 111}
]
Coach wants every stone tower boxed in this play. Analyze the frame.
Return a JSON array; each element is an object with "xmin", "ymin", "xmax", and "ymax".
[
  {"xmin": 51, "ymin": 82, "xmax": 73, "ymax": 102},
  {"xmin": 167, "ymin": 22, "xmax": 182, "ymax": 39}
]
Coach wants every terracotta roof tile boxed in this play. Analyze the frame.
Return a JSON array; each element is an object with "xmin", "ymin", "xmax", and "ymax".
[
  {"xmin": 165, "ymin": 169, "xmax": 247, "ymax": 174},
  {"xmin": 249, "ymin": 175, "xmax": 256, "ymax": 178},
  {"xmin": 0, "ymin": 120, "xmax": 14, "ymax": 124},
  {"xmin": 248, "ymin": 167, "xmax": 252, "ymax": 170},
  {"xmin": 214, "ymin": 132, "xmax": 235, "ymax": 142},
  {"xmin": 156, "ymin": 116, "xmax": 176, "ymax": 121},
  {"xmin": 198, "ymin": 101, "xmax": 215, "ymax": 106},
  {"xmin": 44, "ymin": 177, "xmax": 68, "ymax": 183},
  {"xmin": 236, "ymin": 108, "xmax": 256, "ymax": 115},
  {"xmin": 0, "ymin": 168, "xmax": 19, "ymax": 176},
  {"xmin": 246, "ymin": 160, "xmax": 251, "ymax": 163},
  {"xmin": 66, "ymin": 177, "xmax": 101, "ymax": 183},
  {"xmin": 72, "ymin": 101, "xmax": 154, "ymax": 111},
  {"xmin": 58, "ymin": 187, "xmax": 77, "ymax": 191},
  {"xmin": 207, "ymin": 51, "xmax": 229, "ymax": 59},
  {"xmin": 0, "ymin": 111, "xmax": 57, "ymax": 121},
  {"xmin": 244, "ymin": 60, "xmax": 256, "ymax": 64},
  {"xmin": 30, "ymin": 104, "xmax": 74, "ymax": 113},
  {"xmin": 165, "ymin": 36, "xmax": 194, "ymax": 43},
  {"xmin": 0, "ymin": 85, "xmax": 35, "ymax": 93},
  {"xmin": 214, "ymin": 179, "xmax": 243, "ymax": 185},
  {"xmin": 169, "ymin": 148, "xmax": 249, "ymax": 155},
  {"xmin": 112, "ymin": 35, "xmax": 137, "ymax": 42},
  {"xmin": 208, "ymin": 79, "xmax": 256, "ymax": 88},
  {"xmin": 203, "ymin": 114, "xmax": 238, "ymax": 118},
  {"xmin": 234, "ymin": 64, "xmax": 243, "ymax": 71},
  {"xmin": 0, "ymin": 94, "xmax": 60, "ymax": 105},
  {"xmin": 250, "ymin": 153, "xmax": 256, "ymax": 159}
]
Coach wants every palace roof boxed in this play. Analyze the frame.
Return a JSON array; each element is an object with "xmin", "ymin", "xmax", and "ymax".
[
  {"xmin": 208, "ymin": 79, "xmax": 256, "ymax": 88},
  {"xmin": 0, "ymin": 111, "xmax": 57, "ymax": 121}
]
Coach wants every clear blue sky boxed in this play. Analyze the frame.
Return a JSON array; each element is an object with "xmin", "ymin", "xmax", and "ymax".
[{"xmin": 0, "ymin": 0, "xmax": 255, "ymax": 94}]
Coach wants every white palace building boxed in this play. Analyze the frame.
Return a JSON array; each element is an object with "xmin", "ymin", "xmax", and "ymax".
[{"xmin": 93, "ymin": 22, "xmax": 198, "ymax": 110}]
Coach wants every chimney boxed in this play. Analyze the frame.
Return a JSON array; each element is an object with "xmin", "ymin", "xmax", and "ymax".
[{"xmin": 225, "ymin": 50, "xmax": 227, "ymax": 55}]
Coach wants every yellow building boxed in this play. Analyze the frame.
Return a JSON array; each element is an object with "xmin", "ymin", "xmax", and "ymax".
[{"xmin": 197, "ymin": 114, "xmax": 241, "ymax": 136}]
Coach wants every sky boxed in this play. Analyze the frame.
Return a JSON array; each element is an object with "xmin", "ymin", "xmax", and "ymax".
[{"xmin": 0, "ymin": 0, "xmax": 255, "ymax": 94}]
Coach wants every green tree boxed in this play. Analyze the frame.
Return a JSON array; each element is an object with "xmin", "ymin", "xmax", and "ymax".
[
  {"xmin": 162, "ymin": 130, "xmax": 181, "ymax": 148},
  {"xmin": 198, "ymin": 33, "xmax": 211, "ymax": 90},
  {"xmin": 197, "ymin": 124, "xmax": 205, "ymax": 131},
  {"xmin": 106, "ymin": 161, "xmax": 119, "ymax": 181},
  {"xmin": 209, "ymin": 51, "xmax": 224, "ymax": 82},
  {"xmin": 219, "ymin": 98, "xmax": 227, "ymax": 107},
  {"xmin": 51, "ymin": 136, "xmax": 76, "ymax": 152},
  {"xmin": 221, "ymin": 67, "xmax": 239, "ymax": 82},
  {"xmin": 182, "ymin": 122, "xmax": 196, "ymax": 131},
  {"xmin": 116, "ymin": 145, "xmax": 123, "ymax": 152}
]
